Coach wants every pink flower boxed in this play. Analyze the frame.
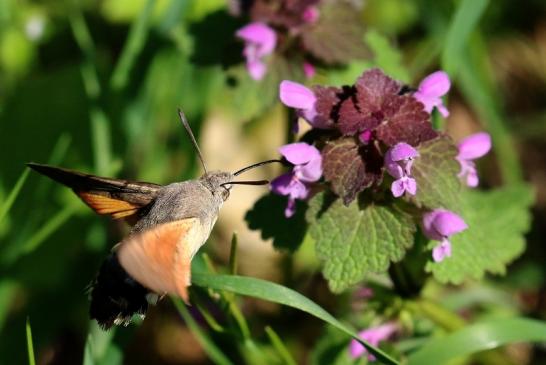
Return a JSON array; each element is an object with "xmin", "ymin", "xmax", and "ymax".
[
  {"xmin": 279, "ymin": 80, "xmax": 333, "ymax": 131},
  {"xmin": 423, "ymin": 210, "xmax": 468, "ymax": 262},
  {"xmin": 384, "ymin": 143, "xmax": 419, "ymax": 197},
  {"xmin": 414, "ymin": 71, "xmax": 451, "ymax": 117},
  {"xmin": 271, "ymin": 143, "xmax": 322, "ymax": 217},
  {"xmin": 457, "ymin": 132, "xmax": 492, "ymax": 187},
  {"xmin": 349, "ymin": 323, "xmax": 397, "ymax": 361},
  {"xmin": 236, "ymin": 22, "xmax": 277, "ymax": 80}
]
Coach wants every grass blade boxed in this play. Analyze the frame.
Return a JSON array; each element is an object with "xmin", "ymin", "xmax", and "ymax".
[
  {"xmin": 172, "ymin": 298, "xmax": 234, "ymax": 365},
  {"xmin": 20, "ymin": 204, "xmax": 78, "ymax": 254},
  {"xmin": 26, "ymin": 317, "xmax": 36, "ymax": 365},
  {"xmin": 407, "ymin": 317, "xmax": 546, "ymax": 365},
  {"xmin": 191, "ymin": 272, "xmax": 399, "ymax": 365},
  {"xmin": 110, "ymin": 0, "xmax": 155, "ymax": 90},
  {"xmin": 441, "ymin": 0, "xmax": 489, "ymax": 75},
  {"xmin": 265, "ymin": 326, "xmax": 297, "ymax": 365},
  {"xmin": 0, "ymin": 168, "xmax": 30, "ymax": 224}
]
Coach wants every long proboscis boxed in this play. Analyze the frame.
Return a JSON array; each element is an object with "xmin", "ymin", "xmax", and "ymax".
[
  {"xmin": 220, "ymin": 180, "xmax": 269, "ymax": 187},
  {"xmin": 233, "ymin": 159, "xmax": 283, "ymax": 176},
  {"xmin": 178, "ymin": 109, "xmax": 208, "ymax": 174}
]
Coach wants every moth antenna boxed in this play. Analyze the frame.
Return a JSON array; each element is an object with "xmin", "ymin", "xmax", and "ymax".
[
  {"xmin": 221, "ymin": 180, "xmax": 269, "ymax": 187},
  {"xmin": 178, "ymin": 109, "xmax": 208, "ymax": 174},
  {"xmin": 233, "ymin": 159, "xmax": 283, "ymax": 176}
]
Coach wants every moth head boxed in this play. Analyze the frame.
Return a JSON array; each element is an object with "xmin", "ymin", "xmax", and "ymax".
[{"xmin": 200, "ymin": 171, "xmax": 234, "ymax": 201}]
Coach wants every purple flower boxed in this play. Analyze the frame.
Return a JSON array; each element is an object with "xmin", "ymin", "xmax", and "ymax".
[
  {"xmin": 384, "ymin": 143, "xmax": 419, "ymax": 197},
  {"xmin": 349, "ymin": 323, "xmax": 397, "ymax": 361},
  {"xmin": 414, "ymin": 71, "xmax": 451, "ymax": 117},
  {"xmin": 236, "ymin": 22, "xmax": 277, "ymax": 80},
  {"xmin": 423, "ymin": 210, "xmax": 468, "ymax": 262},
  {"xmin": 271, "ymin": 142, "xmax": 322, "ymax": 217},
  {"xmin": 457, "ymin": 132, "xmax": 492, "ymax": 187},
  {"xmin": 279, "ymin": 80, "xmax": 322, "ymax": 131}
]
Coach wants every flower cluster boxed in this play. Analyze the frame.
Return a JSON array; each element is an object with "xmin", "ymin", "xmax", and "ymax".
[
  {"xmin": 270, "ymin": 143, "xmax": 322, "ymax": 217},
  {"xmin": 233, "ymin": 0, "xmax": 368, "ymax": 80},
  {"xmin": 277, "ymin": 68, "xmax": 443, "ymax": 206},
  {"xmin": 271, "ymin": 67, "xmax": 492, "ymax": 263}
]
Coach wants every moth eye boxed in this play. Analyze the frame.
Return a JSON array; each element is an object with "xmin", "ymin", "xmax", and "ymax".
[{"xmin": 221, "ymin": 188, "xmax": 230, "ymax": 201}]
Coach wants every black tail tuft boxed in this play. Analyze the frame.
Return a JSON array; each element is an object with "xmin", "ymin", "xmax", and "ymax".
[{"xmin": 89, "ymin": 253, "xmax": 151, "ymax": 330}]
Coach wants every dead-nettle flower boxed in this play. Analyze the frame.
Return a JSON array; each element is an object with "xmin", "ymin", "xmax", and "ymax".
[
  {"xmin": 279, "ymin": 80, "xmax": 333, "ymax": 130},
  {"xmin": 349, "ymin": 323, "xmax": 398, "ymax": 361},
  {"xmin": 414, "ymin": 71, "xmax": 451, "ymax": 117},
  {"xmin": 384, "ymin": 142, "xmax": 419, "ymax": 197},
  {"xmin": 236, "ymin": 22, "xmax": 277, "ymax": 80},
  {"xmin": 457, "ymin": 132, "xmax": 492, "ymax": 187},
  {"xmin": 270, "ymin": 142, "xmax": 322, "ymax": 217},
  {"xmin": 423, "ymin": 210, "xmax": 468, "ymax": 262}
]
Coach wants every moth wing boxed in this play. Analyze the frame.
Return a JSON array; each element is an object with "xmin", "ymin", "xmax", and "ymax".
[
  {"xmin": 27, "ymin": 163, "xmax": 161, "ymax": 220},
  {"xmin": 117, "ymin": 218, "xmax": 206, "ymax": 302}
]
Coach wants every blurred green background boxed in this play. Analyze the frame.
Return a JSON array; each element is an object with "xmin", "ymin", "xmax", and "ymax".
[{"xmin": 1, "ymin": 0, "xmax": 546, "ymax": 364}]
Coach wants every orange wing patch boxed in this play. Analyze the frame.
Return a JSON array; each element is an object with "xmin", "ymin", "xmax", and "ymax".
[
  {"xmin": 117, "ymin": 218, "xmax": 206, "ymax": 302},
  {"xmin": 78, "ymin": 192, "xmax": 139, "ymax": 219}
]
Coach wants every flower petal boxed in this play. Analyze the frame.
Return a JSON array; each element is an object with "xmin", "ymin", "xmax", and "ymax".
[
  {"xmin": 391, "ymin": 179, "xmax": 406, "ymax": 197},
  {"xmin": 279, "ymin": 81, "xmax": 316, "ymax": 110},
  {"xmin": 285, "ymin": 197, "xmax": 296, "ymax": 218},
  {"xmin": 405, "ymin": 177, "xmax": 417, "ymax": 195},
  {"xmin": 349, "ymin": 324, "xmax": 397, "ymax": 360},
  {"xmin": 235, "ymin": 22, "xmax": 277, "ymax": 56},
  {"xmin": 437, "ymin": 103, "xmax": 450, "ymax": 118},
  {"xmin": 387, "ymin": 142, "xmax": 419, "ymax": 162},
  {"xmin": 246, "ymin": 59, "xmax": 267, "ymax": 80},
  {"xmin": 431, "ymin": 210, "xmax": 468, "ymax": 237},
  {"xmin": 417, "ymin": 71, "xmax": 451, "ymax": 98},
  {"xmin": 432, "ymin": 239, "xmax": 452, "ymax": 262},
  {"xmin": 422, "ymin": 210, "xmax": 444, "ymax": 241},
  {"xmin": 295, "ymin": 157, "xmax": 322, "ymax": 182},
  {"xmin": 385, "ymin": 162, "xmax": 404, "ymax": 180},
  {"xmin": 349, "ymin": 338, "xmax": 367, "ymax": 359},
  {"xmin": 457, "ymin": 132, "xmax": 492, "ymax": 160},
  {"xmin": 270, "ymin": 173, "xmax": 294, "ymax": 196},
  {"xmin": 279, "ymin": 142, "xmax": 321, "ymax": 165},
  {"xmin": 466, "ymin": 168, "xmax": 479, "ymax": 187}
]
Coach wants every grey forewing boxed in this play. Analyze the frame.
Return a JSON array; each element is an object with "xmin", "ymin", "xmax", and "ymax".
[{"xmin": 131, "ymin": 180, "xmax": 223, "ymax": 235}]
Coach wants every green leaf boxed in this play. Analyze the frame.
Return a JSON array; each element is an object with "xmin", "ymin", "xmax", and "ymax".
[
  {"xmin": 441, "ymin": 0, "xmax": 489, "ymax": 75},
  {"xmin": 191, "ymin": 272, "xmax": 400, "ymax": 365},
  {"xmin": 411, "ymin": 136, "xmax": 461, "ymax": 211},
  {"xmin": 407, "ymin": 317, "xmax": 546, "ymax": 365},
  {"xmin": 426, "ymin": 184, "xmax": 534, "ymax": 284},
  {"xmin": 307, "ymin": 193, "xmax": 416, "ymax": 293},
  {"xmin": 245, "ymin": 193, "xmax": 307, "ymax": 252}
]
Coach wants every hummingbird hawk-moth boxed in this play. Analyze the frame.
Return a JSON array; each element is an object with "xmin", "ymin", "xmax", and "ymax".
[{"xmin": 28, "ymin": 110, "xmax": 279, "ymax": 329}]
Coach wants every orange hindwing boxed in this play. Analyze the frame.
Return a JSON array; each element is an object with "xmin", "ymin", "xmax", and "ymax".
[{"xmin": 117, "ymin": 218, "xmax": 206, "ymax": 302}]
